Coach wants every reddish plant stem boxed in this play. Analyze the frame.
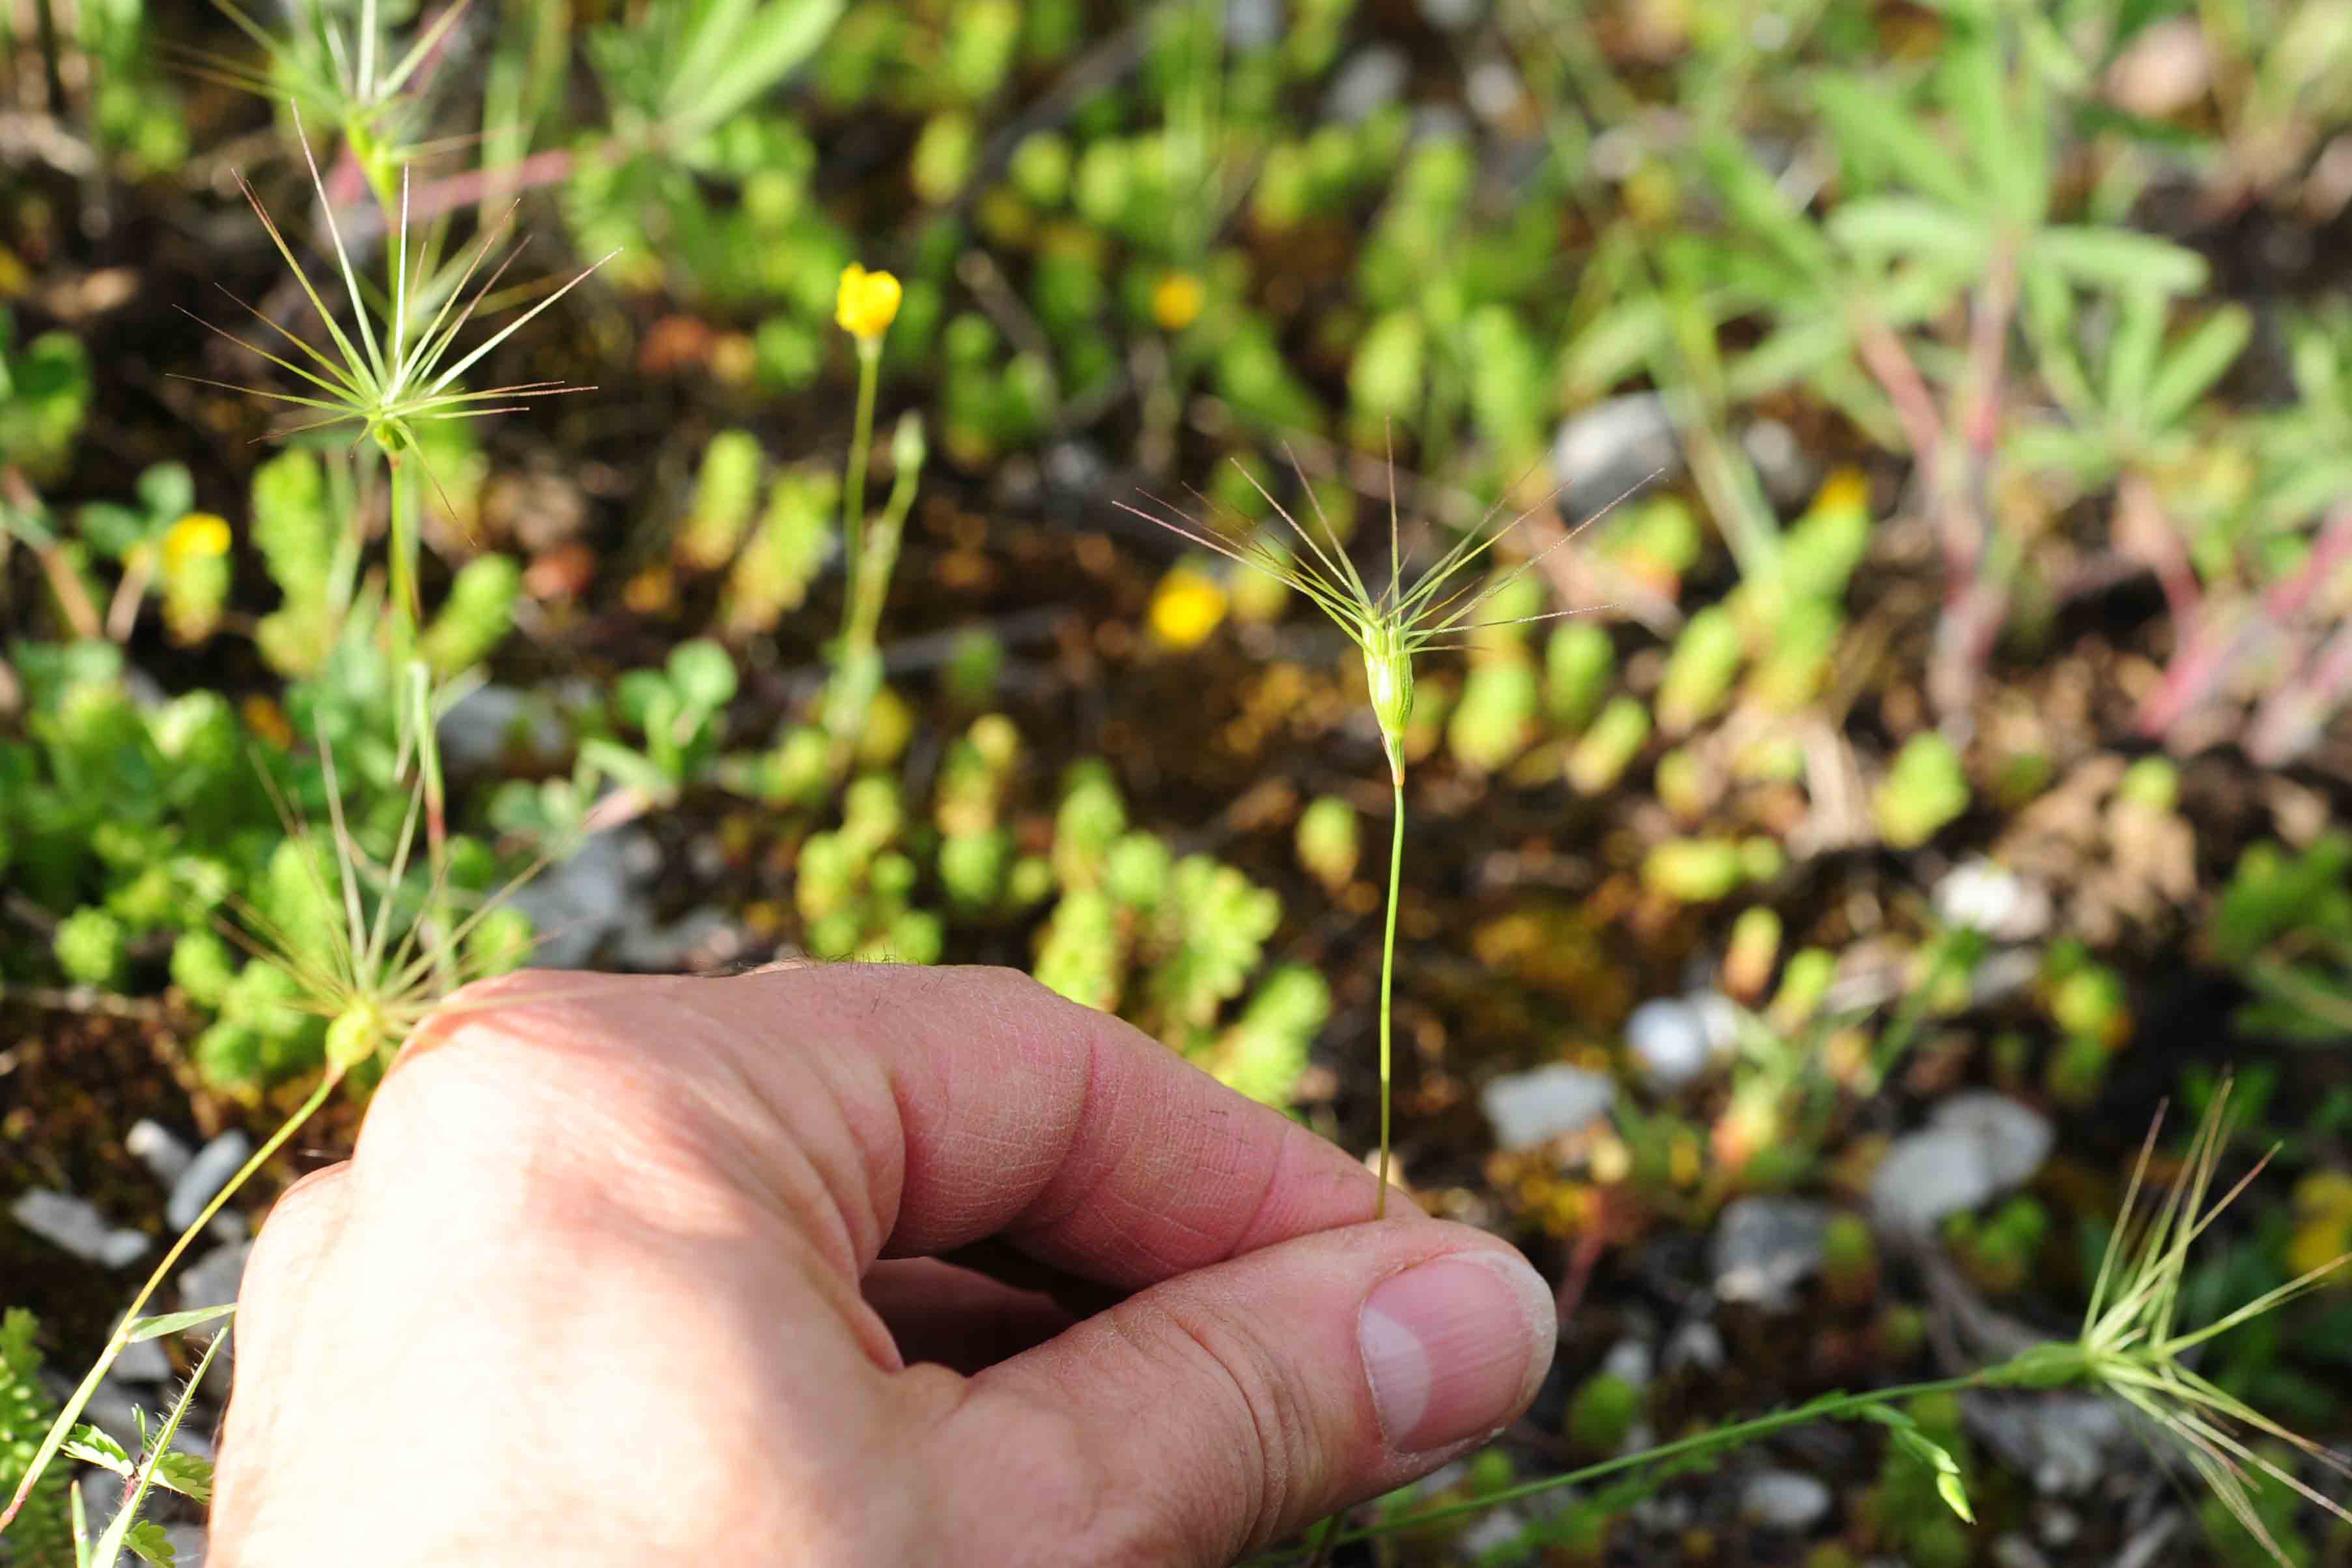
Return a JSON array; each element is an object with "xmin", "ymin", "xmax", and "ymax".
[
  {"xmin": 402, "ymin": 145, "xmax": 587, "ymax": 225},
  {"xmin": 2139, "ymin": 505, "xmax": 2352, "ymax": 739},
  {"xmin": 2248, "ymin": 619, "xmax": 2352, "ymax": 764}
]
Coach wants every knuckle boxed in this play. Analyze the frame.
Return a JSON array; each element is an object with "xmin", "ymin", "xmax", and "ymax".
[{"xmin": 1115, "ymin": 1298, "xmax": 1308, "ymax": 1556}]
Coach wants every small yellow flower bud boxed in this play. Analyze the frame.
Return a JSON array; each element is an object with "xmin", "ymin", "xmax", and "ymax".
[
  {"xmin": 835, "ymin": 263, "xmax": 903, "ymax": 343},
  {"xmin": 162, "ymin": 512, "xmax": 232, "ymax": 572},
  {"xmin": 1812, "ymin": 466, "xmax": 1870, "ymax": 516},
  {"xmin": 1149, "ymin": 562, "xmax": 1228, "ymax": 650},
  {"xmin": 1151, "ymin": 270, "xmax": 1204, "ymax": 333}
]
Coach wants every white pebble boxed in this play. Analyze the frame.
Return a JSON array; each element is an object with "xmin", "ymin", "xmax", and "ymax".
[
  {"xmin": 1625, "ymin": 998, "xmax": 1711, "ymax": 1091},
  {"xmin": 10, "ymin": 1189, "xmax": 150, "ymax": 1268},
  {"xmin": 1742, "ymin": 1469, "xmax": 1832, "ymax": 1530},
  {"xmin": 126, "ymin": 1119, "xmax": 193, "ymax": 1186},
  {"xmin": 167, "ymin": 1131, "xmax": 253, "ymax": 1234},
  {"xmin": 1869, "ymin": 1093, "xmax": 2053, "ymax": 1235},
  {"xmin": 1479, "ymin": 1065, "xmax": 1616, "ymax": 1151}
]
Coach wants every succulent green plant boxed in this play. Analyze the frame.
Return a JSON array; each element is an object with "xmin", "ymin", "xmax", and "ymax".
[
  {"xmin": 0, "ymin": 307, "xmax": 94, "ymax": 483},
  {"xmin": 0, "ymin": 1311, "xmax": 70, "ymax": 1568},
  {"xmin": 676, "ymin": 428, "xmax": 766, "ymax": 569},
  {"xmin": 1567, "ymin": 693, "xmax": 1651, "ymax": 794},
  {"xmin": 1545, "ymin": 620, "xmax": 1616, "ymax": 733},
  {"xmin": 1565, "ymin": 1371, "xmax": 1642, "ymax": 1459},
  {"xmin": 1874, "ymin": 733, "xmax": 1970, "ymax": 850},
  {"xmin": 723, "ymin": 466, "xmax": 838, "ymax": 636},
  {"xmin": 1196, "ymin": 964, "xmax": 1330, "ymax": 1108},
  {"xmin": 583, "ymin": 640, "xmax": 740, "ymax": 806},
  {"xmin": 2209, "ymin": 835, "xmax": 2352, "ymax": 1043},
  {"xmin": 1295, "ymin": 795, "xmax": 1362, "ymax": 891}
]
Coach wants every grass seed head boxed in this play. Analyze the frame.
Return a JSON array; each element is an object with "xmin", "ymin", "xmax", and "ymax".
[
  {"xmin": 1120, "ymin": 446, "xmax": 1624, "ymax": 787},
  {"xmin": 2041, "ymin": 1077, "xmax": 2352, "ymax": 1564}
]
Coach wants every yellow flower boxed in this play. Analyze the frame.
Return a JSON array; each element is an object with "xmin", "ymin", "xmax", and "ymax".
[
  {"xmin": 1812, "ymin": 466, "xmax": 1871, "ymax": 517},
  {"xmin": 1151, "ymin": 270, "xmax": 1204, "ymax": 333},
  {"xmin": 163, "ymin": 512, "xmax": 232, "ymax": 572},
  {"xmin": 835, "ymin": 264, "xmax": 902, "ymax": 343},
  {"xmin": 1148, "ymin": 561, "xmax": 1228, "ymax": 650}
]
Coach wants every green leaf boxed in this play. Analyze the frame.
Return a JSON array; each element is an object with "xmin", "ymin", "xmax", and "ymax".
[
  {"xmin": 665, "ymin": 639, "xmax": 738, "ymax": 714},
  {"xmin": 1827, "ymin": 197, "xmax": 1987, "ymax": 270},
  {"xmin": 86, "ymin": 1328, "xmax": 227, "ymax": 1568},
  {"xmin": 1697, "ymin": 136, "xmax": 1835, "ymax": 281},
  {"xmin": 124, "ymin": 1519, "xmax": 175, "ymax": 1567},
  {"xmin": 578, "ymin": 737, "xmax": 675, "ymax": 800},
  {"xmin": 148, "ymin": 1451, "xmax": 212, "ymax": 1505},
  {"xmin": 2003, "ymin": 424, "xmax": 2114, "ymax": 491},
  {"xmin": 667, "ymin": 0, "xmax": 846, "ymax": 138},
  {"xmin": 2144, "ymin": 305, "xmax": 2251, "ymax": 432},
  {"xmin": 1726, "ymin": 315, "xmax": 1853, "ymax": 400},
  {"xmin": 1813, "ymin": 75, "xmax": 1975, "ymax": 208},
  {"xmin": 1559, "ymin": 297, "xmax": 1670, "ymax": 397},
  {"xmin": 61, "ymin": 1426, "xmax": 132, "ymax": 1476},
  {"xmin": 2034, "ymin": 226, "xmax": 2206, "ymax": 294},
  {"xmin": 134, "ymin": 464, "xmax": 195, "ymax": 524},
  {"xmin": 126, "ymin": 1304, "xmax": 235, "ymax": 1343},
  {"xmin": 2019, "ymin": 10, "xmax": 2091, "ymax": 94},
  {"xmin": 2105, "ymin": 286, "xmax": 2168, "ymax": 431},
  {"xmin": 1937, "ymin": 1468, "xmax": 1976, "ymax": 1522},
  {"xmin": 76, "ymin": 502, "xmax": 148, "ymax": 559}
]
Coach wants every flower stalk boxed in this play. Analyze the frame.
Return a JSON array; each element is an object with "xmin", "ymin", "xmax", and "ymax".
[
  {"xmin": 1123, "ymin": 456, "xmax": 1600, "ymax": 1220},
  {"xmin": 825, "ymin": 264, "xmax": 910, "ymax": 769}
]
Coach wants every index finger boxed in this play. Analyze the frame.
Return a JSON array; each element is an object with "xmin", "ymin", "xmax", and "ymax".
[
  {"xmin": 776, "ymin": 963, "xmax": 1404, "ymax": 1285},
  {"xmin": 404, "ymin": 964, "xmax": 1407, "ymax": 1292}
]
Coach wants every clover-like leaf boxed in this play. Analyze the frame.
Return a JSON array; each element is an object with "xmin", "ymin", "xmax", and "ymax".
[
  {"xmin": 146, "ymin": 1448, "xmax": 214, "ymax": 1505},
  {"xmin": 61, "ymin": 1425, "xmax": 132, "ymax": 1475},
  {"xmin": 125, "ymin": 1517, "xmax": 176, "ymax": 1567}
]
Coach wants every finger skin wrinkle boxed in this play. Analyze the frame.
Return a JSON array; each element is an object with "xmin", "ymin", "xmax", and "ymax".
[
  {"xmin": 1142, "ymin": 1297, "xmax": 1287, "ymax": 1559},
  {"xmin": 1006, "ymin": 1029, "xmax": 1294, "ymax": 1283},
  {"xmin": 876, "ymin": 968, "xmax": 1097, "ymax": 1257},
  {"xmin": 684, "ymin": 977, "xmax": 897, "ymax": 1281}
]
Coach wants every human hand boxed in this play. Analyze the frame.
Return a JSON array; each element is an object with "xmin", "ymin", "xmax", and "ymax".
[{"xmin": 212, "ymin": 965, "xmax": 1556, "ymax": 1565}]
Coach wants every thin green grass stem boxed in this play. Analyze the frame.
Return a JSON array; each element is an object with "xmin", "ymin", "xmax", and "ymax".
[
  {"xmin": 1264, "ymin": 1371, "xmax": 1987, "ymax": 1563},
  {"xmin": 386, "ymin": 448, "xmax": 422, "ymax": 664},
  {"xmin": 1, "ymin": 1072, "xmax": 340, "ymax": 1533},
  {"xmin": 1375, "ymin": 777, "xmax": 1403, "ymax": 1221},
  {"xmin": 842, "ymin": 340, "xmax": 880, "ymax": 591}
]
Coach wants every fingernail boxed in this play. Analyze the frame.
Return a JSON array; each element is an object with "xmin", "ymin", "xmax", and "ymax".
[{"xmin": 1358, "ymin": 1250, "xmax": 1556, "ymax": 1453}]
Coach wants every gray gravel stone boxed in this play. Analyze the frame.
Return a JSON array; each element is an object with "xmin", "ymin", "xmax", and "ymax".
[
  {"xmin": 167, "ymin": 1130, "xmax": 253, "ymax": 1233},
  {"xmin": 1964, "ymin": 1393, "xmax": 2134, "ymax": 1498},
  {"xmin": 1625, "ymin": 997, "xmax": 1711, "ymax": 1091},
  {"xmin": 1325, "ymin": 47, "xmax": 1408, "ymax": 124},
  {"xmin": 1479, "ymin": 1065, "xmax": 1616, "ymax": 1151},
  {"xmin": 1552, "ymin": 395, "xmax": 1680, "ymax": 522},
  {"xmin": 1870, "ymin": 1093, "xmax": 2053, "ymax": 1235},
  {"xmin": 1712, "ymin": 1196, "xmax": 1830, "ymax": 1309},
  {"xmin": 126, "ymin": 1119, "xmax": 193, "ymax": 1186},
  {"xmin": 1742, "ymin": 1469, "xmax": 1832, "ymax": 1530},
  {"xmin": 10, "ymin": 1189, "xmax": 150, "ymax": 1269}
]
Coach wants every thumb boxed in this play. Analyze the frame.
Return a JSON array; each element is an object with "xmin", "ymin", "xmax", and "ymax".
[{"xmin": 917, "ymin": 1222, "xmax": 1556, "ymax": 1566}]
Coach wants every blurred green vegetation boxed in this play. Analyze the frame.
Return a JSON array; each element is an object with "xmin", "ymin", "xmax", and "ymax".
[{"xmin": 8, "ymin": 0, "xmax": 2352, "ymax": 1560}]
